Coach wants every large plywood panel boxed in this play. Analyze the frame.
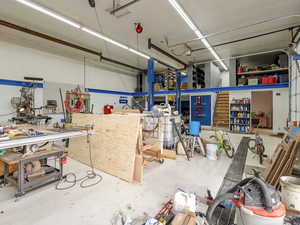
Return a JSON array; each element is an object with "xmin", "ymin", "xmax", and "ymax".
[{"xmin": 68, "ymin": 113, "xmax": 141, "ymax": 182}]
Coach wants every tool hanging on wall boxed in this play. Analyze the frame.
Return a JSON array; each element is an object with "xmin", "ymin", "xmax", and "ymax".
[{"xmin": 64, "ymin": 87, "xmax": 91, "ymax": 123}]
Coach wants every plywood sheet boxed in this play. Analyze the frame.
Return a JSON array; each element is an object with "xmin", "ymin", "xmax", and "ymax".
[{"xmin": 69, "ymin": 113, "xmax": 141, "ymax": 182}]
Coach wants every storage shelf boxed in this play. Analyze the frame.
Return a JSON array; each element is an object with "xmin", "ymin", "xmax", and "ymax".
[
  {"xmin": 230, "ymin": 123, "xmax": 251, "ymax": 126},
  {"xmin": 237, "ymin": 68, "xmax": 288, "ymax": 76},
  {"xmin": 230, "ymin": 117, "xmax": 250, "ymax": 119},
  {"xmin": 230, "ymin": 103, "xmax": 250, "ymax": 105},
  {"xmin": 230, "ymin": 110, "xmax": 250, "ymax": 112},
  {"xmin": 230, "ymin": 131, "xmax": 252, "ymax": 134}
]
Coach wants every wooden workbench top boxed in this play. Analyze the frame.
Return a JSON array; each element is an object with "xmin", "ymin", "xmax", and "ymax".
[{"xmin": 0, "ymin": 149, "xmax": 64, "ymax": 165}]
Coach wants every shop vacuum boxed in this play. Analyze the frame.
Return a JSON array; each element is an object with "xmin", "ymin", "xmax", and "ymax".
[{"xmin": 206, "ymin": 177, "xmax": 286, "ymax": 225}]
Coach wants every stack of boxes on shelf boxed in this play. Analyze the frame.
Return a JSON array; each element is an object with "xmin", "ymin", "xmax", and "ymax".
[
  {"xmin": 236, "ymin": 53, "xmax": 289, "ymax": 86},
  {"xmin": 237, "ymin": 66, "xmax": 289, "ymax": 86},
  {"xmin": 230, "ymin": 98, "xmax": 251, "ymax": 133}
]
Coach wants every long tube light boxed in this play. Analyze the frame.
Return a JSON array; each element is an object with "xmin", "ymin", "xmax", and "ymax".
[
  {"xmin": 15, "ymin": 0, "xmax": 151, "ymax": 60},
  {"xmin": 81, "ymin": 27, "xmax": 129, "ymax": 51},
  {"xmin": 16, "ymin": 0, "xmax": 81, "ymax": 28},
  {"xmin": 168, "ymin": 0, "xmax": 228, "ymax": 71}
]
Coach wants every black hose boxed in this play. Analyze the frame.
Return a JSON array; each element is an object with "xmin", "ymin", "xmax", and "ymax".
[
  {"xmin": 226, "ymin": 177, "xmax": 273, "ymax": 212},
  {"xmin": 206, "ymin": 177, "xmax": 274, "ymax": 224},
  {"xmin": 206, "ymin": 193, "xmax": 235, "ymax": 225},
  {"xmin": 250, "ymin": 177, "xmax": 273, "ymax": 212}
]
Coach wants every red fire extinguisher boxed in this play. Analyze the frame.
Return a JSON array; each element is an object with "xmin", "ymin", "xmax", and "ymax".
[{"xmin": 104, "ymin": 105, "xmax": 114, "ymax": 114}]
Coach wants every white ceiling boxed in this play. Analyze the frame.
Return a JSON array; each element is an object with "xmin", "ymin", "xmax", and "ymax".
[{"xmin": 0, "ymin": 0, "xmax": 299, "ymax": 72}]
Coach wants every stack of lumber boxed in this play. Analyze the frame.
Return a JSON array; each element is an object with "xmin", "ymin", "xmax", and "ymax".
[
  {"xmin": 263, "ymin": 127, "xmax": 300, "ymax": 189},
  {"xmin": 68, "ymin": 113, "xmax": 176, "ymax": 183}
]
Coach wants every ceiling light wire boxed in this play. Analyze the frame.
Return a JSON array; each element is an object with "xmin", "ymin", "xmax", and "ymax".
[{"xmin": 93, "ymin": 6, "xmax": 111, "ymax": 58}]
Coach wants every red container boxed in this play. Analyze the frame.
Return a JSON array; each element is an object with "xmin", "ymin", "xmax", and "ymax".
[
  {"xmin": 104, "ymin": 105, "xmax": 114, "ymax": 114},
  {"xmin": 262, "ymin": 76, "xmax": 277, "ymax": 84},
  {"xmin": 262, "ymin": 77, "xmax": 269, "ymax": 84},
  {"xmin": 268, "ymin": 76, "xmax": 277, "ymax": 84},
  {"xmin": 237, "ymin": 66, "xmax": 245, "ymax": 74}
]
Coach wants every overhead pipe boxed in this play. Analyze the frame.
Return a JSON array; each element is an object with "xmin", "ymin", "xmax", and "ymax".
[
  {"xmin": 169, "ymin": 14, "xmax": 300, "ymax": 48},
  {"xmin": 0, "ymin": 19, "xmax": 145, "ymax": 72},
  {"xmin": 148, "ymin": 39, "xmax": 187, "ymax": 68},
  {"xmin": 191, "ymin": 25, "xmax": 300, "ymax": 53},
  {"xmin": 194, "ymin": 48, "xmax": 287, "ymax": 65},
  {"xmin": 110, "ymin": 0, "xmax": 141, "ymax": 14},
  {"xmin": 292, "ymin": 27, "xmax": 300, "ymax": 43}
]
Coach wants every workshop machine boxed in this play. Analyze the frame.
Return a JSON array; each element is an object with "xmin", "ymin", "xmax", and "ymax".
[
  {"xmin": 206, "ymin": 177, "xmax": 286, "ymax": 225},
  {"xmin": 11, "ymin": 77, "xmax": 51, "ymax": 124},
  {"xmin": 0, "ymin": 125, "xmax": 93, "ymax": 197},
  {"xmin": 64, "ymin": 87, "xmax": 91, "ymax": 123},
  {"xmin": 143, "ymin": 104, "xmax": 181, "ymax": 149}
]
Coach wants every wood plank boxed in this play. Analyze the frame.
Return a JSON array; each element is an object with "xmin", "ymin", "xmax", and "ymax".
[
  {"xmin": 143, "ymin": 149, "xmax": 176, "ymax": 160},
  {"xmin": 69, "ymin": 113, "xmax": 141, "ymax": 183},
  {"xmin": 133, "ymin": 154, "xmax": 143, "ymax": 183}
]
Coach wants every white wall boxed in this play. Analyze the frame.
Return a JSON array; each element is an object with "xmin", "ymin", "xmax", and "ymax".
[
  {"xmin": 291, "ymin": 42, "xmax": 300, "ymax": 123},
  {"xmin": 0, "ymin": 40, "xmax": 136, "ymax": 122},
  {"xmin": 210, "ymin": 63, "xmax": 222, "ymax": 88},
  {"xmin": 229, "ymin": 88, "xmax": 289, "ymax": 134},
  {"xmin": 273, "ymin": 88, "xmax": 289, "ymax": 134},
  {"xmin": 221, "ymin": 71, "xmax": 230, "ymax": 87}
]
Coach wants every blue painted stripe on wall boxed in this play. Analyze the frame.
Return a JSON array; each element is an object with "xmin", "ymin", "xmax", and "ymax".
[
  {"xmin": 181, "ymin": 83, "xmax": 289, "ymax": 94},
  {"xmin": 0, "ymin": 78, "xmax": 288, "ymax": 96},
  {"xmin": 86, "ymin": 88, "xmax": 133, "ymax": 96},
  {"xmin": 0, "ymin": 79, "xmax": 43, "ymax": 88},
  {"xmin": 139, "ymin": 83, "xmax": 289, "ymax": 96}
]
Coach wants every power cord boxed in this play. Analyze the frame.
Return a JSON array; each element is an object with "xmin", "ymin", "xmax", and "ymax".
[{"xmin": 55, "ymin": 134, "xmax": 103, "ymax": 190}]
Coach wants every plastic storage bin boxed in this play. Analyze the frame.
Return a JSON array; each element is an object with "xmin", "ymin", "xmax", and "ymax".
[
  {"xmin": 189, "ymin": 121, "xmax": 201, "ymax": 136},
  {"xmin": 248, "ymin": 78, "xmax": 258, "ymax": 85}
]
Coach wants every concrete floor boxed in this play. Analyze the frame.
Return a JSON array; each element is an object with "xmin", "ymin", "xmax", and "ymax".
[{"xmin": 0, "ymin": 131, "xmax": 282, "ymax": 225}]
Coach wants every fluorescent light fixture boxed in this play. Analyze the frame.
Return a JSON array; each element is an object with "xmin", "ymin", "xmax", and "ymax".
[
  {"xmin": 16, "ymin": 0, "xmax": 81, "ymax": 29},
  {"xmin": 81, "ymin": 27, "xmax": 129, "ymax": 50},
  {"xmin": 129, "ymin": 48, "xmax": 150, "ymax": 59},
  {"xmin": 195, "ymin": 30, "xmax": 204, "ymax": 39},
  {"xmin": 168, "ymin": 0, "xmax": 228, "ymax": 71},
  {"xmin": 15, "ymin": 0, "xmax": 151, "ymax": 62},
  {"xmin": 201, "ymin": 39, "xmax": 212, "ymax": 50},
  {"xmin": 168, "ymin": 0, "xmax": 198, "ymax": 32}
]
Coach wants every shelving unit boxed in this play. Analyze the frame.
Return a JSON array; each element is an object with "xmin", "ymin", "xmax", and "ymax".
[
  {"xmin": 229, "ymin": 99, "xmax": 251, "ymax": 134},
  {"xmin": 237, "ymin": 67, "xmax": 288, "ymax": 76},
  {"xmin": 235, "ymin": 52, "xmax": 289, "ymax": 86},
  {"xmin": 192, "ymin": 65, "xmax": 205, "ymax": 88}
]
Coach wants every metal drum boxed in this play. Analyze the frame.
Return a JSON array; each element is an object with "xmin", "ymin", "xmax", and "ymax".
[{"xmin": 143, "ymin": 115, "xmax": 181, "ymax": 149}]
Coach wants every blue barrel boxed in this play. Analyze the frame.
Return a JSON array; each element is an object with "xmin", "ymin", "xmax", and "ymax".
[{"xmin": 190, "ymin": 121, "xmax": 201, "ymax": 136}]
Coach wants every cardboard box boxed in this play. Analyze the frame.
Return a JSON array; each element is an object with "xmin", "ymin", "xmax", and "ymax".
[
  {"xmin": 248, "ymin": 78, "xmax": 258, "ymax": 85},
  {"xmin": 171, "ymin": 213, "xmax": 197, "ymax": 225}
]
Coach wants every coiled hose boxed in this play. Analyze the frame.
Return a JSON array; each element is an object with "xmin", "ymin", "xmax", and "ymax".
[{"xmin": 206, "ymin": 177, "xmax": 274, "ymax": 225}]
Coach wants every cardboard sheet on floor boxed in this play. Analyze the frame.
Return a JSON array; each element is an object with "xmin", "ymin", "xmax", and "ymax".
[{"xmin": 68, "ymin": 113, "xmax": 141, "ymax": 183}]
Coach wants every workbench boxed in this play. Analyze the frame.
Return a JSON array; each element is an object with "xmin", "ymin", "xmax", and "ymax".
[
  {"xmin": 0, "ymin": 149, "xmax": 64, "ymax": 197},
  {"xmin": 0, "ymin": 127, "xmax": 90, "ymax": 197}
]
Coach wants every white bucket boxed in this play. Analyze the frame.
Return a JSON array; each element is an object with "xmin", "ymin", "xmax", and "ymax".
[
  {"xmin": 280, "ymin": 176, "xmax": 300, "ymax": 211},
  {"xmin": 206, "ymin": 144, "xmax": 218, "ymax": 160}
]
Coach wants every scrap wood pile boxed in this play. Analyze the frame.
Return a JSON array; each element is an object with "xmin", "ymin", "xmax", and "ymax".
[
  {"xmin": 68, "ymin": 113, "xmax": 176, "ymax": 184},
  {"xmin": 263, "ymin": 127, "xmax": 300, "ymax": 189}
]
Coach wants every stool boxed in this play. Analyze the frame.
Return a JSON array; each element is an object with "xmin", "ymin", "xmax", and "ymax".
[{"xmin": 189, "ymin": 135, "xmax": 206, "ymax": 157}]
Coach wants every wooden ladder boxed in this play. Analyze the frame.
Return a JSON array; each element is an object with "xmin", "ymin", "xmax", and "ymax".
[{"xmin": 213, "ymin": 92, "xmax": 229, "ymax": 127}]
